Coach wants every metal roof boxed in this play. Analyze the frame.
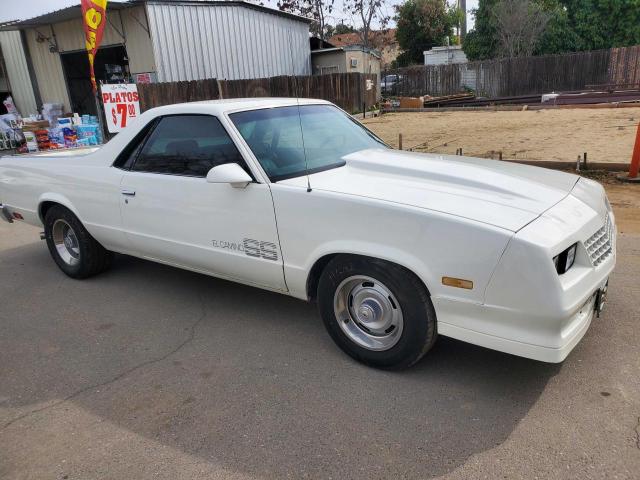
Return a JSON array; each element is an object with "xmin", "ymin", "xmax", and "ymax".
[
  {"xmin": 146, "ymin": 1, "xmax": 311, "ymax": 23},
  {"xmin": 0, "ymin": 1, "xmax": 131, "ymax": 30},
  {"xmin": 311, "ymin": 45, "xmax": 381, "ymax": 59},
  {"xmin": 0, "ymin": 0, "xmax": 311, "ymax": 31}
]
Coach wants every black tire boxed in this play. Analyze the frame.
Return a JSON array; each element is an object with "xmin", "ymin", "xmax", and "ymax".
[
  {"xmin": 317, "ymin": 255, "xmax": 437, "ymax": 369},
  {"xmin": 44, "ymin": 205, "xmax": 113, "ymax": 279}
]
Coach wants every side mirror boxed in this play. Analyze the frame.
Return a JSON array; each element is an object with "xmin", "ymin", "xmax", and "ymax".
[{"xmin": 206, "ymin": 163, "xmax": 252, "ymax": 189}]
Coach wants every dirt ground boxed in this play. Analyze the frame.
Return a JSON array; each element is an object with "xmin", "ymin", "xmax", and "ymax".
[
  {"xmin": 362, "ymin": 109, "xmax": 640, "ymax": 234},
  {"xmin": 362, "ymin": 107, "xmax": 640, "ymax": 163},
  {"xmin": 598, "ymin": 176, "xmax": 640, "ymax": 234}
]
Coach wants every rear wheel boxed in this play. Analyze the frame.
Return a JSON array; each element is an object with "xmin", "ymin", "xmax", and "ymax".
[
  {"xmin": 44, "ymin": 205, "xmax": 113, "ymax": 279},
  {"xmin": 317, "ymin": 255, "xmax": 437, "ymax": 369}
]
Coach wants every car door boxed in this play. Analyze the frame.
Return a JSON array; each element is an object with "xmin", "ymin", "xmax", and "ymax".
[{"xmin": 118, "ymin": 114, "xmax": 286, "ymax": 291}]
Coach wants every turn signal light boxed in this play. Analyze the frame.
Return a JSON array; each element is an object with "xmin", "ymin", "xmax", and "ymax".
[{"xmin": 442, "ymin": 277, "xmax": 473, "ymax": 289}]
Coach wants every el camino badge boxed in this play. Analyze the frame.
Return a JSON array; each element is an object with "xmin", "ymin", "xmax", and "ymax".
[{"xmin": 212, "ymin": 238, "xmax": 278, "ymax": 261}]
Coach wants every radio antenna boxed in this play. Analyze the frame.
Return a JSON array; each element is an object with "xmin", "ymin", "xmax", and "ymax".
[{"xmin": 286, "ymin": 22, "xmax": 312, "ymax": 192}]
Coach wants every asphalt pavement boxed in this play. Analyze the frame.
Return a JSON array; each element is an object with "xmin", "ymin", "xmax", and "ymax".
[{"xmin": 1, "ymin": 221, "xmax": 639, "ymax": 479}]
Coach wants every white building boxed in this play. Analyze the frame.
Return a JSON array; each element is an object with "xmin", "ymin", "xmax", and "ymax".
[
  {"xmin": 423, "ymin": 44, "xmax": 480, "ymax": 92},
  {"xmin": 0, "ymin": 0, "xmax": 311, "ymax": 116},
  {"xmin": 423, "ymin": 45, "xmax": 468, "ymax": 66}
]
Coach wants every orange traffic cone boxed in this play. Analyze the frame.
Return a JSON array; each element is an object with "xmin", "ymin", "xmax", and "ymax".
[{"xmin": 619, "ymin": 122, "xmax": 640, "ymax": 182}]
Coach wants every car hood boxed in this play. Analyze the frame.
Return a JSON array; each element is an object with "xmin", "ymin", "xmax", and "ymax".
[{"xmin": 285, "ymin": 148, "xmax": 580, "ymax": 232}]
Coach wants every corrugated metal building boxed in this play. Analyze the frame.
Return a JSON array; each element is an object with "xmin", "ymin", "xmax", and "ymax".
[
  {"xmin": 0, "ymin": 31, "xmax": 38, "ymax": 114},
  {"xmin": 147, "ymin": 1, "xmax": 310, "ymax": 82},
  {"xmin": 0, "ymin": 0, "xmax": 311, "ymax": 115}
]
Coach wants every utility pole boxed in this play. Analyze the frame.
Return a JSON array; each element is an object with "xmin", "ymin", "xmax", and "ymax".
[{"xmin": 459, "ymin": 0, "xmax": 467, "ymax": 40}]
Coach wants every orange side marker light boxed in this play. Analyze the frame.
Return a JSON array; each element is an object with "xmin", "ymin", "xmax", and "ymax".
[{"xmin": 442, "ymin": 277, "xmax": 474, "ymax": 290}]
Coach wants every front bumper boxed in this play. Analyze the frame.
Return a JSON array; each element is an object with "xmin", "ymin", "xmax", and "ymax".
[
  {"xmin": 435, "ymin": 277, "xmax": 606, "ymax": 362},
  {"xmin": 435, "ymin": 187, "xmax": 616, "ymax": 363},
  {"xmin": 0, "ymin": 203, "xmax": 13, "ymax": 223}
]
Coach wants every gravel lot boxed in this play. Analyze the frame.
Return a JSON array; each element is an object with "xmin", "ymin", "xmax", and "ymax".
[
  {"xmin": 1, "ymin": 198, "xmax": 639, "ymax": 479},
  {"xmin": 362, "ymin": 108, "xmax": 640, "ymax": 163}
]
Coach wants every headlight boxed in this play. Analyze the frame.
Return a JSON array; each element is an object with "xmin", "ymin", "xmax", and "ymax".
[
  {"xmin": 604, "ymin": 195, "xmax": 612, "ymax": 212},
  {"xmin": 554, "ymin": 243, "xmax": 577, "ymax": 275}
]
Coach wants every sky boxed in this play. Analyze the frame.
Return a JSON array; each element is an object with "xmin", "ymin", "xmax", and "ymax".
[{"xmin": 0, "ymin": 0, "xmax": 479, "ymax": 30}]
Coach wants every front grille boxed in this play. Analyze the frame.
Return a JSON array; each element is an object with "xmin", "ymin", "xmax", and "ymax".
[{"xmin": 584, "ymin": 215, "xmax": 613, "ymax": 266}]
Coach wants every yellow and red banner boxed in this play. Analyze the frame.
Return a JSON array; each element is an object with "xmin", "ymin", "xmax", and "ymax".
[{"xmin": 81, "ymin": 0, "xmax": 108, "ymax": 92}]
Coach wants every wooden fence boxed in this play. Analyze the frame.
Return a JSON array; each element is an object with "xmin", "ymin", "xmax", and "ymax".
[
  {"xmin": 609, "ymin": 46, "xmax": 640, "ymax": 86},
  {"xmin": 382, "ymin": 47, "xmax": 632, "ymax": 98},
  {"xmin": 137, "ymin": 73, "xmax": 377, "ymax": 114}
]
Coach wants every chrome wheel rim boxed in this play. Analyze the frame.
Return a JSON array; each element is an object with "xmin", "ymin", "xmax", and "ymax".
[
  {"xmin": 52, "ymin": 219, "xmax": 80, "ymax": 266},
  {"xmin": 333, "ymin": 275, "xmax": 403, "ymax": 351}
]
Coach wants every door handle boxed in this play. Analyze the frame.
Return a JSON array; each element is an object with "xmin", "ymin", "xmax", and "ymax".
[{"xmin": 121, "ymin": 189, "xmax": 136, "ymax": 196}]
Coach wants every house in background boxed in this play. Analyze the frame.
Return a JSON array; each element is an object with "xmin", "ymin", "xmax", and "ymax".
[
  {"xmin": 328, "ymin": 29, "xmax": 400, "ymax": 69},
  {"xmin": 311, "ymin": 45, "xmax": 381, "ymax": 77},
  {"xmin": 311, "ymin": 31, "xmax": 384, "ymax": 93},
  {"xmin": 0, "ymin": 0, "xmax": 311, "ymax": 116}
]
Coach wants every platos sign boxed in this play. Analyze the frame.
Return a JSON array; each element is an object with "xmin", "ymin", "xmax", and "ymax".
[{"xmin": 101, "ymin": 84, "xmax": 141, "ymax": 133}]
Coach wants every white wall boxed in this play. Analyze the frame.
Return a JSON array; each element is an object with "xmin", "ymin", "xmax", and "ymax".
[
  {"xmin": 49, "ymin": 6, "xmax": 155, "ymax": 75},
  {"xmin": 312, "ymin": 51, "xmax": 345, "ymax": 74},
  {"xmin": 24, "ymin": 27, "xmax": 71, "ymax": 111},
  {"xmin": 22, "ymin": 5, "xmax": 154, "ymax": 112},
  {"xmin": 424, "ymin": 46, "xmax": 468, "ymax": 66}
]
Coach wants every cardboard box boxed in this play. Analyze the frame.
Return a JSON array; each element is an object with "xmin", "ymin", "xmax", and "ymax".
[
  {"xmin": 21, "ymin": 120, "xmax": 50, "ymax": 132},
  {"xmin": 399, "ymin": 96, "xmax": 424, "ymax": 109}
]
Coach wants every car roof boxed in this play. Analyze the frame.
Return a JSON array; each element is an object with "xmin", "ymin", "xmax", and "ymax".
[{"xmin": 145, "ymin": 97, "xmax": 333, "ymax": 116}]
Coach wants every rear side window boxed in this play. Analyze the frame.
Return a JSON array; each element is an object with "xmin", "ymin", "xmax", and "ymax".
[
  {"xmin": 131, "ymin": 115, "xmax": 245, "ymax": 177},
  {"xmin": 113, "ymin": 119, "xmax": 157, "ymax": 169}
]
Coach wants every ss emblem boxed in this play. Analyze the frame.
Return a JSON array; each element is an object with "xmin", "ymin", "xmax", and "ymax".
[{"xmin": 243, "ymin": 239, "xmax": 278, "ymax": 261}]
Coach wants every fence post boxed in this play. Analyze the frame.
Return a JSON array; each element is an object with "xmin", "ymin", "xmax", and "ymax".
[
  {"xmin": 628, "ymin": 122, "xmax": 640, "ymax": 179},
  {"xmin": 362, "ymin": 73, "xmax": 366, "ymax": 117}
]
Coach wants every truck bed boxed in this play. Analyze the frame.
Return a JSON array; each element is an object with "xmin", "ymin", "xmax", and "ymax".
[{"xmin": 3, "ymin": 146, "xmax": 101, "ymax": 159}]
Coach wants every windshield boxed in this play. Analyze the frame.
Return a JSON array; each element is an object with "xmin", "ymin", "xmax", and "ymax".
[{"xmin": 229, "ymin": 104, "xmax": 387, "ymax": 182}]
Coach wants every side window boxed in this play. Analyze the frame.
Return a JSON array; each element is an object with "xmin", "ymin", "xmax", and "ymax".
[{"xmin": 131, "ymin": 115, "xmax": 246, "ymax": 177}]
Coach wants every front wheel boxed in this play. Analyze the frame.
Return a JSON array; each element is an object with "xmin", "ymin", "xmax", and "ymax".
[
  {"xmin": 44, "ymin": 205, "xmax": 113, "ymax": 279},
  {"xmin": 317, "ymin": 255, "xmax": 437, "ymax": 369}
]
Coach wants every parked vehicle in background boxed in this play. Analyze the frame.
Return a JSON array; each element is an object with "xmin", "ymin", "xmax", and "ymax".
[
  {"xmin": 380, "ymin": 74, "xmax": 403, "ymax": 94},
  {"xmin": 0, "ymin": 98, "xmax": 615, "ymax": 369}
]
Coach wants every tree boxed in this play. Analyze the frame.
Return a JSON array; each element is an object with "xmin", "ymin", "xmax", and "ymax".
[
  {"xmin": 278, "ymin": 0, "xmax": 335, "ymax": 40},
  {"xmin": 463, "ymin": 0, "xmax": 569, "ymax": 59},
  {"xmin": 344, "ymin": 0, "xmax": 389, "ymax": 47},
  {"xmin": 395, "ymin": 0, "xmax": 460, "ymax": 66},
  {"xmin": 492, "ymin": 0, "xmax": 551, "ymax": 57},
  {"xmin": 334, "ymin": 23, "xmax": 357, "ymax": 35},
  {"xmin": 534, "ymin": 1, "xmax": 577, "ymax": 55},
  {"xmin": 462, "ymin": 0, "xmax": 498, "ymax": 60},
  {"xmin": 464, "ymin": 0, "xmax": 640, "ymax": 61},
  {"xmin": 324, "ymin": 22, "xmax": 357, "ymax": 38},
  {"xmin": 561, "ymin": 0, "xmax": 640, "ymax": 51}
]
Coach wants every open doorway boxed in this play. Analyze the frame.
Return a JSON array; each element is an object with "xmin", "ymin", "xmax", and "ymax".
[{"xmin": 60, "ymin": 45, "xmax": 129, "ymax": 116}]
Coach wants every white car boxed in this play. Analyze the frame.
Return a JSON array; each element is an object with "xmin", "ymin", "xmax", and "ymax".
[{"xmin": 0, "ymin": 98, "xmax": 615, "ymax": 368}]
